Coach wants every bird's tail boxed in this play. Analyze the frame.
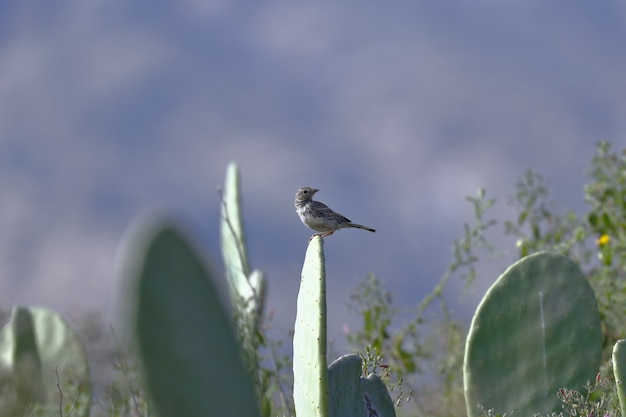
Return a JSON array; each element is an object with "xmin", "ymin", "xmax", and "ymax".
[{"xmin": 349, "ymin": 223, "xmax": 376, "ymax": 233}]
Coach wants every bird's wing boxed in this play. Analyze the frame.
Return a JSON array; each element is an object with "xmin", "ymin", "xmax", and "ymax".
[{"xmin": 311, "ymin": 201, "xmax": 351, "ymax": 223}]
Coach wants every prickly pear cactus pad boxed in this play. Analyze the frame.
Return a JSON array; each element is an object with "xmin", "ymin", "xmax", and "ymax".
[
  {"xmin": 612, "ymin": 339, "xmax": 626, "ymax": 417},
  {"xmin": 293, "ymin": 236, "xmax": 329, "ymax": 417},
  {"xmin": 0, "ymin": 307, "xmax": 90, "ymax": 417},
  {"xmin": 220, "ymin": 163, "xmax": 266, "ymax": 323},
  {"xmin": 121, "ymin": 216, "xmax": 260, "ymax": 417},
  {"xmin": 328, "ymin": 354, "xmax": 396, "ymax": 417},
  {"xmin": 463, "ymin": 251, "xmax": 602, "ymax": 417}
]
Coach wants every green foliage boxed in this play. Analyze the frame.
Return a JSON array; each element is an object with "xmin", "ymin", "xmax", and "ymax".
[
  {"xmin": 116, "ymin": 165, "xmax": 396, "ymax": 417},
  {"xmin": 293, "ymin": 236, "xmax": 329, "ymax": 417},
  {"xmin": 346, "ymin": 141, "xmax": 626, "ymax": 417},
  {"xmin": 504, "ymin": 141, "xmax": 626, "ymax": 356},
  {"xmin": 121, "ymin": 217, "xmax": 260, "ymax": 417},
  {"xmin": 584, "ymin": 142, "xmax": 626, "ymax": 352},
  {"xmin": 103, "ymin": 341, "xmax": 149, "ymax": 417},
  {"xmin": 347, "ymin": 189, "xmax": 497, "ymax": 416},
  {"xmin": 0, "ymin": 306, "xmax": 90, "ymax": 417},
  {"xmin": 356, "ymin": 345, "xmax": 409, "ymax": 409},
  {"xmin": 348, "ymin": 274, "xmax": 395, "ymax": 358},
  {"xmin": 504, "ymin": 170, "xmax": 586, "ymax": 258},
  {"xmin": 555, "ymin": 373, "xmax": 620, "ymax": 417},
  {"xmin": 7, "ymin": 141, "xmax": 623, "ymax": 417},
  {"xmin": 463, "ymin": 252, "xmax": 602, "ymax": 417}
]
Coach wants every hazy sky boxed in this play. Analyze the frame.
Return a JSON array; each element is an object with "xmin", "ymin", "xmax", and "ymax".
[{"xmin": 1, "ymin": 1, "xmax": 624, "ymax": 352}]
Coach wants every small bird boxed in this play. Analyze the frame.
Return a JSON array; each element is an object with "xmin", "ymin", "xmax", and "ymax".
[{"xmin": 294, "ymin": 186, "xmax": 376, "ymax": 239}]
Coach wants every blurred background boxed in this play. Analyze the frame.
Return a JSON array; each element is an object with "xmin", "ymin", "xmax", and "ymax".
[{"xmin": 1, "ymin": 0, "xmax": 624, "ymax": 377}]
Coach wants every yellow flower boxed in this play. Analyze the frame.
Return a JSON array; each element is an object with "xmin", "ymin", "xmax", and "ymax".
[{"xmin": 597, "ymin": 234, "xmax": 610, "ymax": 246}]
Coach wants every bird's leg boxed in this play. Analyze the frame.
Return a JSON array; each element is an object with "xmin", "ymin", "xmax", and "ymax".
[{"xmin": 308, "ymin": 230, "xmax": 335, "ymax": 242}]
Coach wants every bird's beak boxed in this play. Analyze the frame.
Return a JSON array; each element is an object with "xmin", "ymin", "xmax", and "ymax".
[{"xmin": 312, "ymin": 188, "xmax": 319, "ymax": 194}]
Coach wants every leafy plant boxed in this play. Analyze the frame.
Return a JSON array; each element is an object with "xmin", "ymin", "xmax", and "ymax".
[
  {"xmin": 347, "ymin": 189, "xmax": 498, "ymax": 416},
  {"xmin": 345, "ymin": 140, "xmax": 626, "ymax": 417}
]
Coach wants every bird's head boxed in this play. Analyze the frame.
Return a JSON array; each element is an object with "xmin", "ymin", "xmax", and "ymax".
[{"xmin": 295, "ymin": 186, "xmax": 319, "ymax": 204}]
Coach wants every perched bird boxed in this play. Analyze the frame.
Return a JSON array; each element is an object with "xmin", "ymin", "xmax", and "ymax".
[{"xmin": 294, "ymin": 186, "xmax": 376, "ymax": 239}]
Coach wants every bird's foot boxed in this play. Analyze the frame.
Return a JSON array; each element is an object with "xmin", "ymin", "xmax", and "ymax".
[{"xmin": 308, "ymin": 231, "xmax": 334, "ymax": 242}]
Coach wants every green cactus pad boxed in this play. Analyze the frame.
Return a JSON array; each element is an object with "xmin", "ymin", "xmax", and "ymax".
[
  {"xmin": 612, "ymin": 339, "xmax": 626, "ymax": 417},
  {"xmin": 464, "ymin": 251, "xmax": 602, "ymax": 417},
  {"xmin": 220, "ymin": 163, "xmax": 265, "ymax": 328},
  {"xmin": 121, "ymin": 216, "xmax": 260, "ymax": 417},
  {"xmin": 220, "ymin": 163, "xmax": 251, "ymax": 284},
  {"xmin": 293, "ymin": 236, "xmax": 329, "ymax": 417},
  {"xmin": 0, "ymin": 306, "xmax": 90, "ymax": 417},
  {"xmin": 328, "ymin": 354, "xmax": 396, "ymax": 417}
]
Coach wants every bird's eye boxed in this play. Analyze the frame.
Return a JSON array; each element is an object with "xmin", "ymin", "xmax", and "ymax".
[{"xmin": 303, "ymin": 190, "xmax": 308, "ymax": 194}]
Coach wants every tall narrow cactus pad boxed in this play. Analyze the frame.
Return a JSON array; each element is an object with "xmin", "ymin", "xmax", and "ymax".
[
  {"xmin": 328, "ymin": 354, "xmax": 396, "ymax": 417},
  {"xmin": 612, "ymin": 339, "xmax": 626, "ymax": 417},
  {"xmin": 220, "ymin": 163, "xmax": 266, "ymax": 327},
  {"xmin": 464, "ymin": 251, "xmax": 602, "ymax": 417},
  {"xmin": 121, "ymin": 216, "xmax": 260, "ymax": 417},
  {"xmin": 293, "ymin": 236, "xmax": 329, "ymax": 417},
  {"xmin": 0, "ymin": 307, "xmax": 90, "ymax": 417}
]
